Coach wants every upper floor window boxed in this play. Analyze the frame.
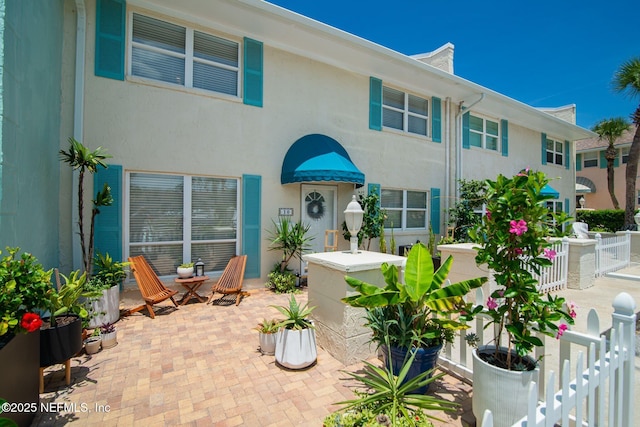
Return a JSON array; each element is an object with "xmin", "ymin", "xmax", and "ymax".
[
  {"xmin": 381, "ymin": 188, "xmax": 428, "ymax": 230},
  {"xmin": 546, "ymin": 137, "xmax": 564, "ymax": 166},
  {"xmin": 131, "ymin": 13, "xmax": 239, "ymax": 96},
  {"xmin": 383, "ymin": 86, "xmax": 429, "ymax": 137},
  {"xmin": 583, "ymin": 151, "xmax": 598, "ymax": 168},
  {"xmin": 469, "ymin": 114, "xmax": 499, "ymax": 151},
  {"xmin": 621, "ymin": 147, "xmax": 630, "ymax": 164}
]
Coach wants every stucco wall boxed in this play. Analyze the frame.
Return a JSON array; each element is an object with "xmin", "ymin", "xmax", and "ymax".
[
  {"xmin": 0, "ymin": 0, "xmax": 64, "ymax": 269},
  {"xmin": 54, "ymin": 2, "xmax": 587, "ymax": 282},
  {"xmin": 577, "ymin": 163, "xmax": 640, "ymax": 210}
]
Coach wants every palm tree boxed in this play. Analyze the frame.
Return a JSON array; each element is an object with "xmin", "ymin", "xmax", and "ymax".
[
  {"xmin": 59, "ymin": 138, "xmax": 112, "ymax": 274},
  {"xmin": 592, "ymin": 117, "xmax": 630, "ymax": 209},
  {"xmin": 613, "ymin": 57, "xmax": 640, "ymax": 228}
]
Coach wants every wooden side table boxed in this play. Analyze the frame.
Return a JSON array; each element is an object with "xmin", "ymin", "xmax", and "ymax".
[{"xmin": 175, "ymin": 276, "xmax": 209, "ymax": 305}]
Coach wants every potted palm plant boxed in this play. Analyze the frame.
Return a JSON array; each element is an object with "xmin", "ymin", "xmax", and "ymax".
[
  {"xmin": 254, "ymin": 318, "xmax": 279, "ymax": 355},
  {"xmin": 266, "ymin": 217, "xmax": 312, "ymax": 293},
  {"xmin": 271, "ymin": 295, "xmax": 317, "ymax": 369},
  {"xmin": 342, "ymin": 242, "xmax": 486, "ymax": 393},
  {"xmin": 468, "ymin": 170, "xmax": 576, "ymax": 426}
]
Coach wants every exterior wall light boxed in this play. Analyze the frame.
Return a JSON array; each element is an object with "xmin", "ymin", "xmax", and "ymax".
[{"xmin": 344, "ymin": 195, "xmax": 364, "ymax": 254}]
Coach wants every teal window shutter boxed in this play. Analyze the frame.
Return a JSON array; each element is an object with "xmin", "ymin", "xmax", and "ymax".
[
  {"xmin": 431, "ymin": 97, "xmax": 442, "ymax": 143},
  {"xmin": 369, "ymin": 77, "xmax": 382, "ymax": 131},
  {"xmin": 462, "ymin": 112, "xmax": 470, "ymax": 149},
  {"xmin": 501, "ymin": 119, "xmax": 509, "ymax": 157},
  {"xmin": 576, "ymin": 153, "xmax": 582, "ymax": 171},
  {"xmin": 564, "ymin": 198, "xmax": 570, "ymax": 215},
  {"xmin": 243, "ymin": 38, "xmax": 263, "ymax": 107},
  {"xmin": 564, "ymin": 140, "xmax": 570, "ymax": 169},
  {"xmin": 430, "ymin": 188, "xmax": 441, "ymax": 234},
  {"xmin": 368, "ymin": 183, "xmax": 381, "ymax": 208},
  {"xmin": 600, "ymin": 150, "xmax": 607, "ymax": 169},
  {"xmin": 93, "ymin": 165, "xmax": 122, "ymax": 264},
  {"xmin": 541, "ymin": 133, "xmax": 547, "ymax": 165},
  {"xmin": 614, "ymin": 150, "xmax": 620, "ymax": 167},
  {"xmin": 242, "ymin": 175, "xmax": 261, "ymax": 278},
  {"xmin": 95, "ymin": 0, "xmax": 126, "ymax": 80}
]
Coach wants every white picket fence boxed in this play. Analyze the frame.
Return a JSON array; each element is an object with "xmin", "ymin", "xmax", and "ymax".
[
  {"xmin": 595, "ymin": 232, "xmax": 630, "ymax": 277},
  {"xmin": 532, "ymin": 237, "xmax": 569, "ymax": 293},
  {"xmin": 438, "ymin": 291, "xmax": 637, "ymax": 427}
]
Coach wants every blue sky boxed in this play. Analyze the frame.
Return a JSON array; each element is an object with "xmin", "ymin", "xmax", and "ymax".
[{"xmin": 267, "ymin": 0, "xmax": 639, "ymax": 130}]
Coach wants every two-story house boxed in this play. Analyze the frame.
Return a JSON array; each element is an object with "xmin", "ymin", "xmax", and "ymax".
[
  {"xmin": 576, "ymin": 126, "xmax": 637, "ymax": 210},
  {"xmin": 1, "ymin": 0, "xmax": 594, "ymax": 284}
]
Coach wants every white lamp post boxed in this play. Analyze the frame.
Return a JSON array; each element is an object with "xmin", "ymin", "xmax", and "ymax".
[{"xmin": 344, "ymin": 195, "xmax": 364, "ymax": 254}]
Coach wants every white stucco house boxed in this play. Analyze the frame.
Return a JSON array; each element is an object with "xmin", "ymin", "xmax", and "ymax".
[{"xmin": 23, "ymin": 0, "xmax": 593, "ymax": 284}]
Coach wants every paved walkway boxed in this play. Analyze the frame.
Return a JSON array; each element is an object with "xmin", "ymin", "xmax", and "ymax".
[{"xmin": 31, "ymin": 268, "xmax": 639, "ymax": 427}]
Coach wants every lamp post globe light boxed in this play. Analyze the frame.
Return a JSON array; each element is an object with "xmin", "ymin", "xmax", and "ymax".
[{"xmin": 344, "ymin": 195, "xmax": 364, "ymax": 254}]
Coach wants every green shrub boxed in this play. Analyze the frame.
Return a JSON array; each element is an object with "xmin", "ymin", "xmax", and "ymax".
[
  {"xmin": 265, "ymin": 270, "xmax": 297, "ymax": 294},
  {"xmin": 576, "ymin": 209, "xmax": 626, "ymax": 232}
]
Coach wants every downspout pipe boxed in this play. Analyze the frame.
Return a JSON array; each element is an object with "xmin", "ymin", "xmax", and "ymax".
[
  {"xmin": 443, "ymin": 97, "xmax": 451, "ymax": 230},
  {"xmin": 72, "ymin": 0, "xmax": 86, "ymax": 270},
  {"xmin": 454, "ymin": 93, "xmax": 485, "ymax": 200}
]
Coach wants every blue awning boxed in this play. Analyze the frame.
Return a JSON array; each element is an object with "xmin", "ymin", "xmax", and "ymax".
[
  {"xmin": 541, "ymin": 184, "xmax": 559, "ymax": 199},
  {"xmin": 281, "ymin": 134, "xmax": 365, "ymax": 186}
]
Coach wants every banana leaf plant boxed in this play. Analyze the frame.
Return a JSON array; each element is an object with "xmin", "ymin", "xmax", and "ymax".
[{"xmin": 342, "ymin": 242, "xmax": 486, "ymax": 349}]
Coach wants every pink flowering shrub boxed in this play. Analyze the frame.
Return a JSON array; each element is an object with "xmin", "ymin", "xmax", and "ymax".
[{"xmin": 469, "ymin": 170, "xmax": 576, "ymax": 370}]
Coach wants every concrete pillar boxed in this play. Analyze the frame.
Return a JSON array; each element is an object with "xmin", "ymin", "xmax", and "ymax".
[
  {"xmin": 303, "ymin": 251, "xmax": 406, "ymax": 365},
  {"xmin": 621, "ymin": 231, "xmax": 640, "ymax": 263},
  {"xmin": 566, "ymin": 237, "xmax": 596, "ymax": 289}
]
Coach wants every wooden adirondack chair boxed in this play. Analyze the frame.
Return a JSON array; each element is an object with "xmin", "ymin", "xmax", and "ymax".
[
  {"xmin": 207, "ymin": 255, "xmax": 248, "ymax": 306},
  {"xmin": 128, "ymin": 255, "xmax": 179, "ymax": 318}
]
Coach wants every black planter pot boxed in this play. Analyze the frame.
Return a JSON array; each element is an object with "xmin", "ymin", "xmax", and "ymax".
[
  {"xmin": 381, "ymin": 343, "xmax": 442, "ymax": 394},
  {"xmin": 40, "ymin": 314, "xmax": 82, "ymax": 367},
  {"xmin": 0, "ymin": 330, "xmax": 40, "ymax": 427}
]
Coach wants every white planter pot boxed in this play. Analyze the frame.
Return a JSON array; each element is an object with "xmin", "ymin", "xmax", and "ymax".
[
  {"xmin": 88, "ymin": 285, "xmax": 120, "ymax": 328},
  {"xmin": 274, "ymin": 328, "xmax": 317, "ymax": 369},
  {"xmin": 84, "ymin": 336, "xmax": 102, "ymax": 355},
  {"xmin": 258, "ymin": 332, "xmax": 277, "ymax": 355},
  {"xmin": 177, "ymin": 267, "xmax": 194, "ymax": 278},
  {"xmin": 472, "ymin": 345, "xmax": 539, "ymax": 427},
  {"xmin": 101, "ymin": 331, "xmax": 117, "ymax": 349}
]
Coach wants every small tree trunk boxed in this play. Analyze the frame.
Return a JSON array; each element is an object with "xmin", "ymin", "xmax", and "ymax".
[
  {"xmin": 606, "ymin": 147, "xmax": 620, "ymax": 209},
  {"xmin": 77, "ymin": 169, "xmax": 89, "ymax": 273},
  {"xmin": 624, "ymin": 108, "xmax": 640, "ymax": 228}
]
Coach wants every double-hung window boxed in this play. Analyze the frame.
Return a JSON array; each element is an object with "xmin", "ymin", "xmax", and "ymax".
[
  {"xmin": 381, "ymin": 189, "xmax": 428, "ymax": 230},
  {"xmin": 469, "ymin": 114, "xmax": 499, "ymax": 151},
  {"xmin": 621, "ymin": 147, "xmax": 630, "ymax": 164},
  {"xmin": 545, "ymin": 137, "xmax": 564, "ymax": 166},
  {"xmin": 382, "ymin": 86, "xmax": 429, "ymax": 137},
  {"xmin": 131, "ymin": 13, "xmax": 239, "ymax": 96},
  {"xmin": 583, "ymin": 151, "xmax": 598, "ymax": 168},
  {"xmin": 127, "ymin": 173, "xmax": 238, "ymax": 276}
]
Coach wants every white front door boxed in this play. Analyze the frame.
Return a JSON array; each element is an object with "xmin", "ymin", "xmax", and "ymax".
[{"xmin": 301, "ymin": 185, "xmax": 338, "ymax": 255}]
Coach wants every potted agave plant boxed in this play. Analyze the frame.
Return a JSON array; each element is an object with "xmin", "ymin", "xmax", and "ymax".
[
  {"xmin": 468, "ymin": 170, "xmax": 576, "ymax": 426},
  {"xmin": 254, "ymin": 318, "xmax": 279, "ymax": 355},
  {"xmin": 342, "ymin": 242, "xmax": 486, "ymax": 393},
  {"xmin": 271, "ymin": 294, "xmax": 317, "ymax": 369},
  {"xmin": 0, "ymin": 248, "xmax": 51, "ymax": 427}
]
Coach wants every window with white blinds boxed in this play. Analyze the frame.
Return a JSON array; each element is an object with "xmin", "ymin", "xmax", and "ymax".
[
  {"xmin": 381, "ymin": 188, "xmax": 428, "ymax": 230},
  {"xmin": 128, "ymin": 173, "xmax": 238, "ymax": 276},
  {"xmin": 131, "ymin": 13, "xmax": 239, "ymax": 96},
  {"xmin": 382, "ymin": 86, "xmax": 429, "ymax": 136}
]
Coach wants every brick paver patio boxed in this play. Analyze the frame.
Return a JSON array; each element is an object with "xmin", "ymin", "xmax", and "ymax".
[{"xmin": 32, "ymin": 287, "xmax": 474, "ymax": 426}]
